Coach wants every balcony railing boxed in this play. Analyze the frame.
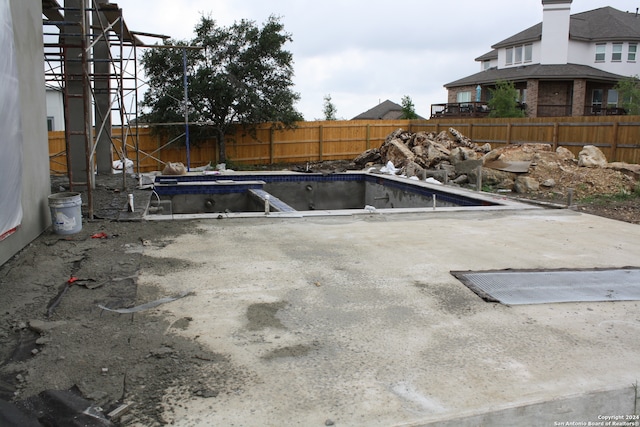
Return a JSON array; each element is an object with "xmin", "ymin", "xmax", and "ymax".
[
  {"xmin": 583, "ymin": 105, "xmax": 628, "ymax": 116},
  {"xmin": 431, "ymin": 103, "xmax": 628, "ymax": 118},
  {"xmin": 430, "ymin": 102, "xmax": 491, "ymax": 119}
]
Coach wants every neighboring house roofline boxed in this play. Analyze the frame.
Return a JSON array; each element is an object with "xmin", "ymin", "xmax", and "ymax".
[
  {"xmin": 492, "ymin": 6, "xmax": 640, "ymax": 49},
  {"xmin": 444, "ymin": 63, "xmax": 626, "ymax": 88},
  {"xmin": 475, "ymin": 49, "xmax": 498, "ymax": 62},
  {"xmin": 351, "ymin": 99, "xmax": 426, "ymax": 120}
]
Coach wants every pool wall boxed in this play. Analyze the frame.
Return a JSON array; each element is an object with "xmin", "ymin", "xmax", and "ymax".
[{"xmin": 149, "ymin": 171, "xmax": 536, "ymax": 218}]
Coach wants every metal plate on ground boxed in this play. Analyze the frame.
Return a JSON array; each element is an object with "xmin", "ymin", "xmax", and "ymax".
[{"xmin": 451, "ymin": 267, "xmax": 640, "ymax": 305}]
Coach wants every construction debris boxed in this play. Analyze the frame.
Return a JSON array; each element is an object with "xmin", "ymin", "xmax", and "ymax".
[
  {"xmin": 354, "ymin": 128, "xmax": 639, "ymax": 199},
  {"xmin": 98, "ymin": 290, "xmax": 193, "ymax": 314}
]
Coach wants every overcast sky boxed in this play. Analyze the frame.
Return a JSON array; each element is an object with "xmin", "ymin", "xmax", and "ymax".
[{"xmin": 114, "ymin": 0, "xmax": 637, "ymax": 120}]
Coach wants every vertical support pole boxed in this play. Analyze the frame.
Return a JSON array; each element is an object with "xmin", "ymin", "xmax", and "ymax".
[
  {"xmin": 119, "ymin": 11, "xmax": 126, "ymax": 191},
  {"xmin": 80, "ymin": 0, "xmax": 94, "ymax": 218},
  {"xmin": 506, "ymin": 123, "xmax": 512, "ymax": 146},
  {"xmin": 552, "ymin": 122, "xmax": 559, "ymax": 151},
  {"xmin": 183, "ymin": 48, "xmax": 191, "ymax": 171},
  {"xmin": 134, "ymin": 42, "xmax": 140, "ymax": 176},
  {"xmin": 476, "ymin": 165, "xmax": 483, "ymax": 192}
]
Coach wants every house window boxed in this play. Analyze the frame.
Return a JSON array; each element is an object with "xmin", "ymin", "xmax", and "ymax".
[
  {"xmin": 612, "ymin": 43, "xmax": 623, "ymax": 62},
  {"xmin": 47, "ymin": 117, "xmax": 54, "ymax": 131},
  {"xmin": 483, "ymin": 60, "xmax": 491, "ymax": 70},
  {"xmin": 514, "ymin": 46, "xmax": 523, "ymax": 64},
  {"xmin": 456, "ymin": 91, "xmax": 472, "ymax": 103},
  {"xmin": 506, "ymin": 47, "xmax": 513, "ymax": 65},
  {"xmin": 595, "ymin": 44, "xmax": 606, "ymax": 62},
  {"xmin": 524, "ymin": 44, "xmax": 533, "ymax": 63},
  {"xmin": 520, "ymin": 89, "xmax": 527, "ymax": 104},
  {"xmin": 629, "ymin": 44, "xmax": 637, "ymax": 62},
  {"xmin": 607, "ymin": 89, "xmax": 619, "ymax": 108},
  {"xmin": 592, "ymin": 89, "xmax": 603, "ymax": 107}
]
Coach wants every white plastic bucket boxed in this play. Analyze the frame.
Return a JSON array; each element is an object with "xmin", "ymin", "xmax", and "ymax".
[{"xmin": 48, "ymin": 192, "xmax": 82, "ymax": 235}]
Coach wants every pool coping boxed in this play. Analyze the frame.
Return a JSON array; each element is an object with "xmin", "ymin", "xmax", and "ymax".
[{"xmin": 145, "ymin": 170, "xmax": 541, "ymax": 220}]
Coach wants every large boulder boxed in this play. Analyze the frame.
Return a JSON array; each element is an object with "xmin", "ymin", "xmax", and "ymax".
[
  {"xmin": 607, "ymin": 162, "xmax": 640, "ymax": 180},
  {"xmin": 379, "ymin": 138, "xmax": 415, "ymax": 168},
  {"xmin": 354, "ymin": 148, "xmax": 380, "ymax": 167},
  {"xmin": 578, "ymin": 145, "xmax": 607, "ymax": 168},
  {"xmin": 468, "ymin": 167, "xmax": 515, "ymax": 186},
  {"xmin": 450, "ymin": 147, "xmax": 481, "ymax": 165},
  {"xmin": 514, "ymin": 176, "xmax": 540, "ymax": 193},
  {"xmin": 556, "ymin": 146, "xmax": 575, "ymax": 161}
]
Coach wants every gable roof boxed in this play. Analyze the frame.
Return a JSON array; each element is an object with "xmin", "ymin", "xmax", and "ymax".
[
  {"xmin": 475, "ymin": 49, "xmax": 498, "ymax": 62},
  {"xmin": 351, "ymin": 99, "xmax": 426, "ymax": 120},
  {"xmin": 445, "ymin": 63, "xmax": 625, "ymax": 88},
  {"xmin": 493, "ymin": 7, "xmax": 640, "ymax": 49}
]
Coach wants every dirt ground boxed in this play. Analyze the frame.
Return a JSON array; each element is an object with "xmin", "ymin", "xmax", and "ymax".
[
  {"xmin": 0, "ymin": 163, "xmax": 638, "ymax": 426},
  {"xmin": 1, "ymin": 174, "xmax": 252, "ymax": 426}
]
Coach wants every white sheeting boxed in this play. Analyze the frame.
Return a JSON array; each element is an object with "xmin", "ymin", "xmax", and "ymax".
[{"xmin": 0, "ymin": 0, "xmax": 24, "ymax": 240}]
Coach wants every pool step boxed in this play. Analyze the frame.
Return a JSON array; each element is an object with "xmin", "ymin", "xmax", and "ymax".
[{"xmin": 248, "ymin": 189, "xmax": 296, "ymax": 213}]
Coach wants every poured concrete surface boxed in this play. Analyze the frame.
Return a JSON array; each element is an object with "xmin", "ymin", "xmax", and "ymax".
[{"xmin": 137, "ymin": 209, "xmax": 640, "ymax": 426}]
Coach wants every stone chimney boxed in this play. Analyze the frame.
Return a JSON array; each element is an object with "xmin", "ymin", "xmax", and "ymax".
[{"xmin": 541, "ymin": 0, "xmax": 572, "ymax": 64}]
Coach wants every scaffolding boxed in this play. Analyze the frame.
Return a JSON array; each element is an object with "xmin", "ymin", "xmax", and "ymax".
[{"xmin": 42, "ymin": 0, "xmax": 167, "ymax": 219}]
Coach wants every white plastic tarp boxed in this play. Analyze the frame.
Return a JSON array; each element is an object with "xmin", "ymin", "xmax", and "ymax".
[{"xmin": 0, "ymin": 0, "xmax": 24, "ymax": 241}]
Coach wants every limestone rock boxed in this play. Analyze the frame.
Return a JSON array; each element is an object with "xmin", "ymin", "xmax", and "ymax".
[
  {"xmin": 379, "ymin": 138, "xmax": 415, "ymax": 168},
  {"xmin": 578, "ymin": 145, "xmax": 607, "ymax": 168},
  {"xmin": 450, "ymin": 147, "xmax": 481, "ymax": 165},
  {"xmin": 607, "ymin": 162, "xmax": 640, "ymax": 179},
  {"xmin": 514, "ymin": 176, "xmax": 540, "ymax": 193},
  {"xmin": 354, "ymin": 148, "xmax": 380, "ymax": 166},
  {"xmin": 556, "ymin": 146, "xmax": 575, "ymax": 161},
  {"xmin": 449, "ymin": 127, "xmax": 490, "ymax": 152},
  {"xmin": 468, "ymin": 167, "xmax": 515, "ymax": 186},
  {"xmin": 402, "ymin": 160, "xmax": 426, "ymax": 179}
]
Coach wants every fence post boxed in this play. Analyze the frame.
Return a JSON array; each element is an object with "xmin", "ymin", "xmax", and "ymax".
[
  {"xmin": 506, "ymin": 122, "xmax": 512, "ymax": 145},
  {"xmin": 319, "ymin": 125, "xmax": 324, "ymax": 162},
  {"xmin": 469, "ymin": 123, "xmax": 474, "ymax": 144},
  {"xmin": 611, "ymin": 121, "xmax": 619, "ymax": 162},
  {"xmin": 435, "ymin": 122, "xmax": 440, "ymax": 134},
  {"xmin": 552, "ymin": 122, "xmax": 559, "ymax": 151},
  {"xmin": 270, "ymin": 127, "xmax": 275, "ymax": 164},
  {"xmin": 366, "ymin": 124, "xmax": 371, "ymax": 150}
]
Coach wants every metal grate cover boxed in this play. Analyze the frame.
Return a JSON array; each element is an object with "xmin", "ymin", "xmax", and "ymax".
[{"xmin": 451, "ymin": 267, "xmax": 640, "ymax": 305}]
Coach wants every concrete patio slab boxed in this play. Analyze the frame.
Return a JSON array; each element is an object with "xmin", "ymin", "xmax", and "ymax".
[{"xmin": 135, "ymin": 209, "xmax": 640, "ymax": 426}]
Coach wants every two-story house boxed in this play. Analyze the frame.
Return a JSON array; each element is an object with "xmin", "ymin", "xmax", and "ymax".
[{"xmin": 435, "ymin": 0, "xmax": 640, "ymax": 118}]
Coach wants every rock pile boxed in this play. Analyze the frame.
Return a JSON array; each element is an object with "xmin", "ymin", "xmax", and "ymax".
[{"xmin": 354, "ymin": 128, "xmax": 640, "ymax": 197}]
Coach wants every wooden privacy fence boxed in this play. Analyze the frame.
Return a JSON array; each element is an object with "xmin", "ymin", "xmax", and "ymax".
[{"xmin": 49, "ymin": 116, "xmax": 640, "ymax": 174}]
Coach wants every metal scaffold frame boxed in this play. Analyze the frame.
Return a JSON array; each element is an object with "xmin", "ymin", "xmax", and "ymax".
[{"xmin": 42, "ymin": 0, "xmax": 167, "ymax": 219}]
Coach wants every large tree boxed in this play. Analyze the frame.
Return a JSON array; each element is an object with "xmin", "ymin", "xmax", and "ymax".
[{"xmin": 141, "ymin": 14, "xmax": 303, "ymax": 162}]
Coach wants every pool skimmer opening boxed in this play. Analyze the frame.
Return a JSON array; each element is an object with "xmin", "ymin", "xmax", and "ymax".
[{"xmin": 451, "ymin": 267, "xmax": 640, "ymax": 305}]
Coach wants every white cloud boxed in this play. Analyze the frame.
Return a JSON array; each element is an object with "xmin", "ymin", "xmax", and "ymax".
[{"xmin": 113, "ymin": 0, "xmax": 636, "ymax": 120}]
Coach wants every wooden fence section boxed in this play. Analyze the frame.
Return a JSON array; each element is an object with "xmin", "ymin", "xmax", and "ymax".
[{"xmin": 49, "ymin": 116, "xmax": 640, "ymax": 174}]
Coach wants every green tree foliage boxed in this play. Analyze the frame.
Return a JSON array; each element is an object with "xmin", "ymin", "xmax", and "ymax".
[
  {"xmin": 141, "ymin": 14, "xmax": 303, "ymax": 162},
  {"xmin": 322, "ymin": 94, "xmax": 337, "ymax": 120},
  {"xmin": 400, "ymin": 95, "xmax": 418, "ymax": 119},
  {"xmin": 488, "ymin": 80, "xmax": 525, "ymax": 118},
  {"xmin": 614, "ymin": 75, "xmax": 640, "ymax": 115}
]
